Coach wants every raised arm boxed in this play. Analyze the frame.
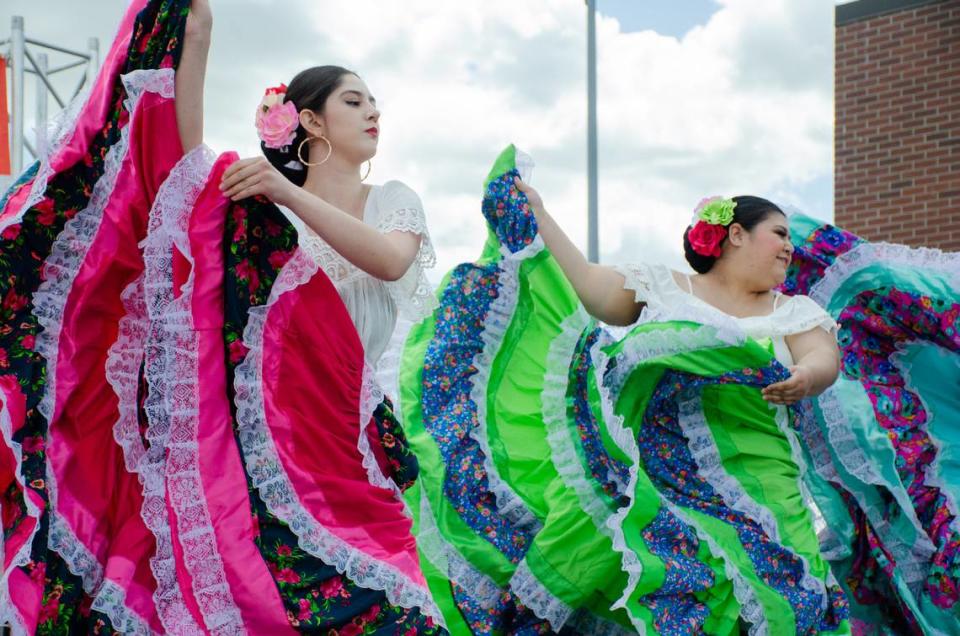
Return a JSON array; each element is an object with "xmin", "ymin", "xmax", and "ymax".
[
  {"xmin": 175, "ymin": 0, "xmax": 212, "ymax": 152},
  {"xmin": 514, "ymin": 178, "xmax": 641, "ymax": 326}
]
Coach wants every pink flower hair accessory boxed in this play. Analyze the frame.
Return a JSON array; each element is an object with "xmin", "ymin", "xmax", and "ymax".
[
  {"xmin": 255, "ymin": 83, "xmax": 300, "ymax": 150},
  {"xmin": 688, "ymin": 196, "xmax": 737, "ymax": 258}
]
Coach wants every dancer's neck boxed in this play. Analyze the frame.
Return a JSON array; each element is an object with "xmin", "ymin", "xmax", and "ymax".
[{"xmin": 302, "ymin": 160, "xmax": 367, "ymax": 219}]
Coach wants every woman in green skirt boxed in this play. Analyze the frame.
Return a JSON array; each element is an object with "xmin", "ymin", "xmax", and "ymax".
[{"xmin": 399, "ymin": 147, "xmax": 850, "ymax": 634}]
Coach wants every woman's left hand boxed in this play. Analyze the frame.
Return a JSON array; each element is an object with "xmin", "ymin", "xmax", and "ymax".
[
  {"xmin": 761, "ymin": 365, "xmax": 814, "ymax": 405},
  {"xmin": 220, "ymin": 157, "xmax": 296, "ymax": 206}
]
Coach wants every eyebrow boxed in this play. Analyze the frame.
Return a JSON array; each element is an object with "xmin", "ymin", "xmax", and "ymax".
[{"xmin": 342, "ymin": 89, "xmax": 376, "ymax": 106}]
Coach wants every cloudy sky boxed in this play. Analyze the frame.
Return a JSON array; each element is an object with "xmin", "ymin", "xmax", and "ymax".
[{"xmin": 4, "ymin": 0, "xmax": 835, "ymax": 276}]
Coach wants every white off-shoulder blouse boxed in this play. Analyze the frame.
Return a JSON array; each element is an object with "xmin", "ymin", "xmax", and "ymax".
[
  {"xmin": 615, "ymin": 262, "xmax": 837, "ymax": 366},
  {"xmin": 286, "ymin": 180, "xmax": 437, "ymax": 364}
]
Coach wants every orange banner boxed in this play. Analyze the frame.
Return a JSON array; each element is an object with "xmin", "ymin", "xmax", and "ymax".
[{"xmin": 0, "ymin": 56, "xmax": 10, "ymax": 175}]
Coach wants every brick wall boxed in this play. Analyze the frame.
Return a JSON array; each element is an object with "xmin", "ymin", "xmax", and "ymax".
[{"xmin": 835, "ymin": 0, "xmax": 960, "ymax": 251}]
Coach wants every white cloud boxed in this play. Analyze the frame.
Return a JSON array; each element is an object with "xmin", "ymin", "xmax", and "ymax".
[{"xmin": 5, "ymin": 0, "xmax": 833, "ymax": 278}]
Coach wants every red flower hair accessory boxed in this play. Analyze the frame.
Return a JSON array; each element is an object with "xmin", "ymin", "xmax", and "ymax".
[{"xmin": 688, "ymin": 196, "xmax": 737, "ymax": 258}]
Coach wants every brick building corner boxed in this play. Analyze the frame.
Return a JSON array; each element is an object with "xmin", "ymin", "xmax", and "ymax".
[{"xmin": 835, "ymin": 0, "xmax": 960, "ymax": 250}]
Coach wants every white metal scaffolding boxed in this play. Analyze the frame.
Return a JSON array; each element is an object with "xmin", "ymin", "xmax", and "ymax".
[{"xmin": 2, "ymin": 15, "xmax": 99, "ymax": 177}]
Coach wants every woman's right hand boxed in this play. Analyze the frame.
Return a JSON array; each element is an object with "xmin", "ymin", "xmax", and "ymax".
[
  {"xmin": 514, "ymin": 177, "xmax": 544, "ymax": 215},
  {"xmin": 220, "ymin": 157, "xmax": 298, "ymax": 206}
]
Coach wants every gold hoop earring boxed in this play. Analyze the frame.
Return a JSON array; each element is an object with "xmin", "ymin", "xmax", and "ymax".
[
  {"xmin": 297, "ymin": 135, "xmax": 333, "ymax": 167},
  {"xmin": 360, "ymin": 160, "xmax": 372, "ymax": 182}
]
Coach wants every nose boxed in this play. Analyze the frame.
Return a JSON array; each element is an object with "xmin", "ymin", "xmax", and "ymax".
[{"xmin": 367, "ymin": 107, "xmax": 380, "ymax": 123}]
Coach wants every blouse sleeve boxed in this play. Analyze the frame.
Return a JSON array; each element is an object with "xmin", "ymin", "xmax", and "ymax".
[
  {"xmin": 613, "ymin": 262, "xmax": 669, "ymax": 305},
  {"xmin": 375, "ymin": 180, "xmax": 438, "ymax": 321},
  {"xmin": 778, "ymin": 294, "xmax": 839, "ymax": 337}
]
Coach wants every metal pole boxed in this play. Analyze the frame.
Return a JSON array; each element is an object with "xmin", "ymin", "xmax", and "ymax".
[
  {"xmin": 35, "ymin": 52, "xmax": 48, "ymax": 157},
  {"xmin": 11, "ymin": 16, "xmax": 26, "ymax": 174},
  {"xmin": 586, "ymin": 0, "xmax": 599, "ymax": 263},
  {"xmin": 25, "ymin": 38, "xmax": 92, "ymax": 59},
  {"xmin": 47, "ymin": 59, "xmax": 87, "ymax": 75},
  {"xmin": 88, "ymin": 37, "xmax": 99, "ymax": 81},
  {"xmin": 25, "ymin": 49, "xmax": 65, "ymax": 108},
  {"xmin": 75, "ymin": 37, "xmax": 99, "ymax": 99}
]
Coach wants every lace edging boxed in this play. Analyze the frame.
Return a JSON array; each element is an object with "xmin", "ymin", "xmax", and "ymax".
[
  {"xmin": 638, "ymin": 302, "xmax": 745, "ymax": 346},
  {"xmin": 233, "ymin": 248, "xmax": 445, "ymax": 626},
  {"xmin": 90, "ymin": 580, "xmax": 156, "ymax": 636},
  {"xmin": 604, "ymin": 324, "xmax": 737, "ymax": 400},
  {"xmin": 297, "ymin": 206, "xmax": 439, "ymax": 324},
  {"xmin": 618, "ymin": 262, "xmax": 837, "ymax": 340},
  {"xmin": 354, "ymin": 366, "xmax": 412, "ymax": 513},
  {"xmin": 809, "ymin": 387, "xmax": 935, "ymax": 585},
  {"xmin": 808, "ymin": 242, "xmax": 960, "ymax": 309},
  {"xmin": 598, "ymin": 340, "xmax": 647, "ymax": 634},
  {"xmin": 47, "ymin": 514, "xmax": 157, "ymax": 635},
  {"xmin": 805, "ymin": 240, "xmax": 960, "ymax": 586},
  {"xmin": 541, "ymin": 308, "xmax": 615, "ymax": 531},
  {"xmin": 600, "ymin": 326, "xmax": 767, "ymax": 635},
  {"xmin": 509, "ymin": 559, "xmax": 574, "ymax": 630},
  {"xmin": 297, "ymin": 231, "xmax": 367, "ymax": 287},
  {"xmin": 378, "ymin": 206, "xmax": 439, "ymax": 323},
  {"xmin": 141, "ymin": 143, "xmax": 242, "ymax": 635},
  {"xmin": 614, "ymin": 263, "xmax": 655, "ymax": 304},
  {"xmin": 415, "ymin": 491, "xmax": 503, "ymax": 609},
  {"xmin": 0, "ymin": 602, "xmax": 27, "ymax": 636},
  {"xmin": 466, "ymin": 239, "xmax": 545, "ymax": 532},
  {"xmin": 677, "ymin": 396, "xmax": 830, "ymax": 608},
  {"xmin": 32, "ymin": 67, "xmax": 175, "ymax": 448},
  {"xmin": 663, "ymin": 498, "xmax": 769, "ymax": 636},
  {"xmin": 26, "ymin": 67, "xmax": 194, "ymax": 634},
  {"xmin": 752, "ymin": 301, "xmax": 838, "ymax": 338},
  {"xmin": 107, "ymin": 268, "xmax": 205, "ymax": 634}
]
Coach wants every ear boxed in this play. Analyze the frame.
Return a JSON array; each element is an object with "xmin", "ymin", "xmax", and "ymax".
[
  {"xmin": 299, "ymin": 109, "xmax": 325, "ymax": 138},
  {"xmin": 726, "ymin": 223, "xmax": 746, "ymax": 247}
]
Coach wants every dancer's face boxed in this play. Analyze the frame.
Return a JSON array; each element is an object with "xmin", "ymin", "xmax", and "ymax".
[
  {"xmin": 304, "ymin": 74, "xmax": 380, "ymax": 164},
  {"xmin": 732, "ymin": 212, "xmax": 793, "ymax": 284}
]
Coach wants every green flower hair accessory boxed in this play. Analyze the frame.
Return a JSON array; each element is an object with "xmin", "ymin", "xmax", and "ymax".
[{"xmin": 694, "ymin": 196, "xmax": 736, "ymax": 226}]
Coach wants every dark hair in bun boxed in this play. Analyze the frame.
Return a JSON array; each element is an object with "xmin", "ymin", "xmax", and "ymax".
[
  {"xmin": 682, "ymin": 195, "xmax": 785, "ymax": 274},
  {"xmin": 261, "ymin": 65, "xmax": 358, "ymax": 187}
]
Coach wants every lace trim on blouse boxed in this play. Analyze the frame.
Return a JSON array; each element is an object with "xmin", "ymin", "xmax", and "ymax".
[
  {"xmin": 614, "ymin": 262, "xmax": 838, "ymax": 338},
  {"xmin": 297, "ymin": 180, "xmax": 438, "ymax": 321}
]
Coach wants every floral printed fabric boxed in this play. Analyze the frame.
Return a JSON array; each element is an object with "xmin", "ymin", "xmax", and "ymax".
[
  {"xmin": 635, "ymin": 366, "xmax": 849, "ymax": 634},
  {"xmin": 371, "ymin": 397, "xmax": 420, "ymax": 493},
  {"xmin": 0, "ymin": 1, "xmax": 189, "ymax": 632},
  {"xmin": 785, "ymin": 215, "xmax": 960, "ymax": 633},
  {"xmin": 223, "ymin": 195, "xmax": 443, "ymax": 635},
  {"xmin": 411, "ymin": 162, "xmax": 557, "ymax": 632}
]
